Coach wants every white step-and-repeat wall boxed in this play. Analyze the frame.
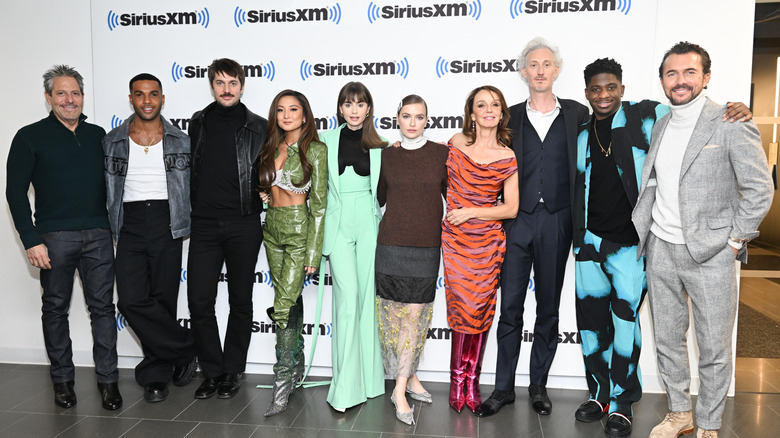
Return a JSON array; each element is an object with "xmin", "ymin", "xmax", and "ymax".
[{"xmin": 0, "ymin": 0, "xmax": 757, "ymax": 395}]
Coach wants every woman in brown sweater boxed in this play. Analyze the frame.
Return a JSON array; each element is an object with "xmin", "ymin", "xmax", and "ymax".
[{"xmin": 375, "ymin": 95, "xmax": 449, "ymax": 425}]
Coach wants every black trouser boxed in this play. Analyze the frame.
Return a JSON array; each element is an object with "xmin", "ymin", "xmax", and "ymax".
[
  {"xmin": 495, "ymin": 203, "xmax": 572, "ymax": 390},
  {"xmin": 187, "ymin": 214, "xmax": 263, "ymax": 377},
  {"xmin": 116, "ymin": 201, "xmax": 195, "ymax": 386}
]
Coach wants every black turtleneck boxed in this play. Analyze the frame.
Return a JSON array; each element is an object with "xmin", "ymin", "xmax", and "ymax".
[
  {"xmin": 338, "ymin": 127, "xmax": 370, "ymax": 176},
  {"xmin": 587, "ymin": 113, "xmax": 638, "ymax": 244},
  {"xmin": 193, "ymin": 102, "xmax": 247, "ymax": 219}
]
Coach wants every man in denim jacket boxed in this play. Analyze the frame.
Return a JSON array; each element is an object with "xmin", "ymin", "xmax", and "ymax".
[{"xmin": 103, "ymin": 73, "xmax": 196, "ymax": 403}]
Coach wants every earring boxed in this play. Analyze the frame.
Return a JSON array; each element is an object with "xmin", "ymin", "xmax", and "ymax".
[{"xmin": 471, "ymin": 121, "xmax": 476, "ymax": 132}]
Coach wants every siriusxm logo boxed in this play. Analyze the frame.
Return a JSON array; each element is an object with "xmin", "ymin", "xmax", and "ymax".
[
  {"xmin": 169, "ymin": 118, "xmax": 192, "ymax": 131},
  {"xmin": 171, "ymin": 61, "xmax": 276, "ymax": 83},
  {"xmin": 253, "ymin": 321, "xmax": 334, "ymax": 337},
  {"xmin": 116, "ymin": 313, "xmax": 128, "ymax": 331},
  {"xmin": 315, "ymin": 116, "xmax": 340, "ymax": 131},
  {"xmin": 107, "ymin": 8, "xmax": 210, "ymax": 30},
  {"xmin": 375, "ymin": 114, "xmax": 464, "ymax": 130},
  {"xmin": 257, "ymin": 271, "xmax": 274, "ymax": 287},
  {"xmin": 300, "ymin": 58, "xmax": 409, "ymax": 80},
  {"xmin": 234, "ymin": 4, "xmax": 342, "ymax": 26},
  {"xmin": 509, "ymin": 0, "xmax": 630, "ymax": 17},
  {"xmin": 367, "ymin": 1, "xmax": 481, "ymax": 22},
  {"xmin": 110, "ymin": 115, "xmax": 124, "ymax": 129},
  {"xmin": 435, "ymin": 57, "xmax": 517, "ymax": 77}
]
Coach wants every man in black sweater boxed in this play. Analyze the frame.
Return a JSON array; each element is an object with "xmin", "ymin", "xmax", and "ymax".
[
  {"xmin": 187, "ymin": 58, "xmax": 267, "ymax": 400},
  {"xmin": 6, "ymin": 65, "xmax": 122, "ymax": 411}
]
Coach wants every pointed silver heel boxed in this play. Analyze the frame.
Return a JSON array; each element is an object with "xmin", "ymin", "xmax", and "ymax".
[
  {"xmin": 391, "ymin": 393, "xmax": 415, "ymax": 425},
  {"xmin": 406, "ymin": 386, "xmax": 433, "ymax": 404}
]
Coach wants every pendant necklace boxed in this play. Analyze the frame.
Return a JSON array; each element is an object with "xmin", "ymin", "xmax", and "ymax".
[
  {"xmin": 132, "ymin": 121, "xmax": 160, "ymax": 155},
  {"xmin": 593, "ymin": 122, "xmax": 612, "ymax": 157}
]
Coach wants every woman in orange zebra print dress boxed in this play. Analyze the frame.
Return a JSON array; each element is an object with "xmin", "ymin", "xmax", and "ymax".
[{"xmin": 442, "ymin": 86, "xmax": 519, "ymax": 415}]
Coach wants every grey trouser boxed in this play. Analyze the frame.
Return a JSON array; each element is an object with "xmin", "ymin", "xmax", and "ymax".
[{"xmin": 646, "ymin": 233, "xmax": 737, "ymax": 431}]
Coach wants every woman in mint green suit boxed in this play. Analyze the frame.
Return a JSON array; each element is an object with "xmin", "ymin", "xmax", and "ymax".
[{"xmin": 319, "ymin": 82, "xmax": 387, "ymax": 411}]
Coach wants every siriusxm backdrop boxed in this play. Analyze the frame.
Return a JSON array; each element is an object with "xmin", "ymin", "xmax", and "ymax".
[{"xmin": 0, "ymin": 0, "xmax": 755, "ymax": 395}]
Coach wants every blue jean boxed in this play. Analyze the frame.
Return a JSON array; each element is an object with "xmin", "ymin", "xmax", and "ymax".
[{"xmin": 39, "ymin": 228, "xmax": 118, "ymax": 383}]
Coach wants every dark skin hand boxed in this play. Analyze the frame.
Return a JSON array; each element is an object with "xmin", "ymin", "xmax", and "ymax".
[{"xmin": 723, "ymin": 102, "xmax": 751, "ymax": 122}]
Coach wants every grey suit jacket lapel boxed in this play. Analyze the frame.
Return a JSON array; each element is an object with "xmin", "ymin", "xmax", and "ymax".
[
  {"xmin": 680, "ymin": 98, "xmax": 721, "ymax": 177},
  {"xmin": 642, "ymin": 115, "xmax": 669, "ymax": 189}
]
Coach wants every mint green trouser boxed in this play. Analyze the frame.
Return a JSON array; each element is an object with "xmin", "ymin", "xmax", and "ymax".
[{"xmin": 326, "ymin": 172, "xmax": 385, "ymax": 409}]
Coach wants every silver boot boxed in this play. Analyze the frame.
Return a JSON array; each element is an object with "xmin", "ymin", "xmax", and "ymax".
[{"xmin": 264, "ymin": 377, "xmax": 294, "ymax": 417}]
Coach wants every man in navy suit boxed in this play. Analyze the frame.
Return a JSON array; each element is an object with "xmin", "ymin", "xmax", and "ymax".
[{"xmin": 480, "ymin": 37, "xmax": 589, "ymax": 418}]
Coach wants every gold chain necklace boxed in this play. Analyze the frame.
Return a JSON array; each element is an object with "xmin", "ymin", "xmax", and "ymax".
[
  {"xmin": 593, "ymin": 122, "xmax": 612, "ymax": 157},
  {"xmin": 131, "ymin": 121, "xmax": 161, "ymax": 154}
]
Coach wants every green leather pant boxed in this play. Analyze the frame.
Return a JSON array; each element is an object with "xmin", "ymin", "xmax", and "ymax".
[{"xmin": 265, "ymin": 204, "xmax": 308, "ymax": 329}]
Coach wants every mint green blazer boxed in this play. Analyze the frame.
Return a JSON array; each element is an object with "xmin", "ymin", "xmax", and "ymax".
[{"xmin": 319, "ymin": 123, "xmax": 384, "ymax": 256}]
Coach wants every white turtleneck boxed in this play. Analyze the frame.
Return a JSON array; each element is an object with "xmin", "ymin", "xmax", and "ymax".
[
  {"xmin": 400, "ymin": 133, "xmax": 427, "ymax": 150},
  {"xmin": 650, "ymin": 90, "xmax": 708, "ymax": 244}
]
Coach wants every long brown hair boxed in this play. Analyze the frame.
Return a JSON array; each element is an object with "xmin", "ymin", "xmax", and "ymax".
[
  {"xmin": 461, "ymin": 85, "xmax": 512, "ymax": 148},
  {"xmin": 257, "ymin": 90, "xmax": 320, "ymax": 192},
  {"xmin": 336, "ymin": 81, "xmax": 387, "ymax": 150}
]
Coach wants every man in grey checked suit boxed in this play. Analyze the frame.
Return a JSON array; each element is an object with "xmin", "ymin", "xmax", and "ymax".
[{"xmin": 633, "ymin": 42, "xmax": 773, "ymax": 438}]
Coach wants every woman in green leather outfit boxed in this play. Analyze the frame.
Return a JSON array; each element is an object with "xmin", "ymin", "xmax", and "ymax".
[{"xmin": 256, "ymin": 90, "xmax": 327, "ymax": 417}]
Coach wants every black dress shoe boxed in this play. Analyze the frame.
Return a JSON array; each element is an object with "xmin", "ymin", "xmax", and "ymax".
[
  {"xmin": 143, "ymin": 382, "xmax": 169, "ymax": 403},
  {"xmin": 217, "ymin": 373, "xmax": 241, "ymax": 399},
  {"xmin": 476, "ymin": 390, "xmax": 515, "ymax": 417},
  {"xmin": 528, "ymin": 383, "xmax": 552, "ymax": 415},
  {"xmin": 97, "ymin": 382, "xmax": 123, "ymax": 410},
  {"xmin": 575, "ymin": 400, "xmax": 608, "ymax": 422},
  {"xmin": 605, "ymin": 413, "xmax": 632, "ymax": 437},
  {"xmin": 53, "ymin": 381, "xmax": 76, "ymax": 408},
  {"xmin": 194, "ymin": 374, "xmax": 224, "ymax": 399},
  {"xmin": 173, "ymin": 357, "xmax": 198, "ymax": 387}
]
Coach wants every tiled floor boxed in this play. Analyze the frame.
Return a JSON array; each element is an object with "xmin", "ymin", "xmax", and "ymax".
[{"xmin": 0, "ymin": 363, "xmax": 779, "ymax": 438}]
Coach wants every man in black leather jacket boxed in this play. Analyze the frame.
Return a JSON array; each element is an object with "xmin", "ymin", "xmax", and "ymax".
[{"xmin": 187, "ymin": 58, "xmax": 267, "ymax": 400}]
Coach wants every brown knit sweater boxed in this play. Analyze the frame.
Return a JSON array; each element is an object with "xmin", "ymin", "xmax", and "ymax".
[{"xmin": 377, "ymin": 140, "xmax": 449, "ymax": 247}]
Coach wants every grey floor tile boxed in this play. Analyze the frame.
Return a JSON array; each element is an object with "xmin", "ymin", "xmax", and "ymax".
[
  {"xmin": 232, "ymin": 385, "xmax": 314, "ymax": 427},
  {"xmin": 186, "ymin": 422, "xmax": 259, "ymax": 438},
  {"xmin": 0, "ymin": 364, "xmax": 21, "ymax": 373},
  {"xmin": 0, "ymin": 370, "xmax": 53, "ymax": 411},
  {"xmin": 118, "ymin": 383, "xmax": 197, "ymax": 420},
  {"xmin": 0, "ymin": 370, "xmax": 26, "ymax": 388},
  {"xmin": 404, "ymin": 382, "xmax": 477, "ymax": 438},
  {"xmin": 0, "ymin": 413, "xmax": 82, "ymax": 438},
  {"xmin": 174, "ymin": 376, "xmax": 261, "ymax": 423},
  {"xmin": 0, "ymin": 364, "xmax": 778, "ymax": 437},
  {"xmin": 120, "ymin": 419, "xmax": 198, "ymax": 438},
  {"xmin": 380, "ymin": 434, "xmax": 441, "ymax": 438},
  {"xmin": 289, "ymin": 385, "xmax": 363, "ymax": 430},
  {"xmin": 250, "ymin": 425, "xmax": 319, "ymax": 438},
  {"xmin": 351, "ymin": 391, "xmax": 420, "ymax": 434},
  {"xmin": 0, "ymin": 411, "xmax": 28, "ymax": 433},
  {"xmin": 55, "ymin": 416, "xmax": 141, "ymax": 438},
  {"xmin": 316, "ymin": 430, "xmax": 381, "ymax": 438}
]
